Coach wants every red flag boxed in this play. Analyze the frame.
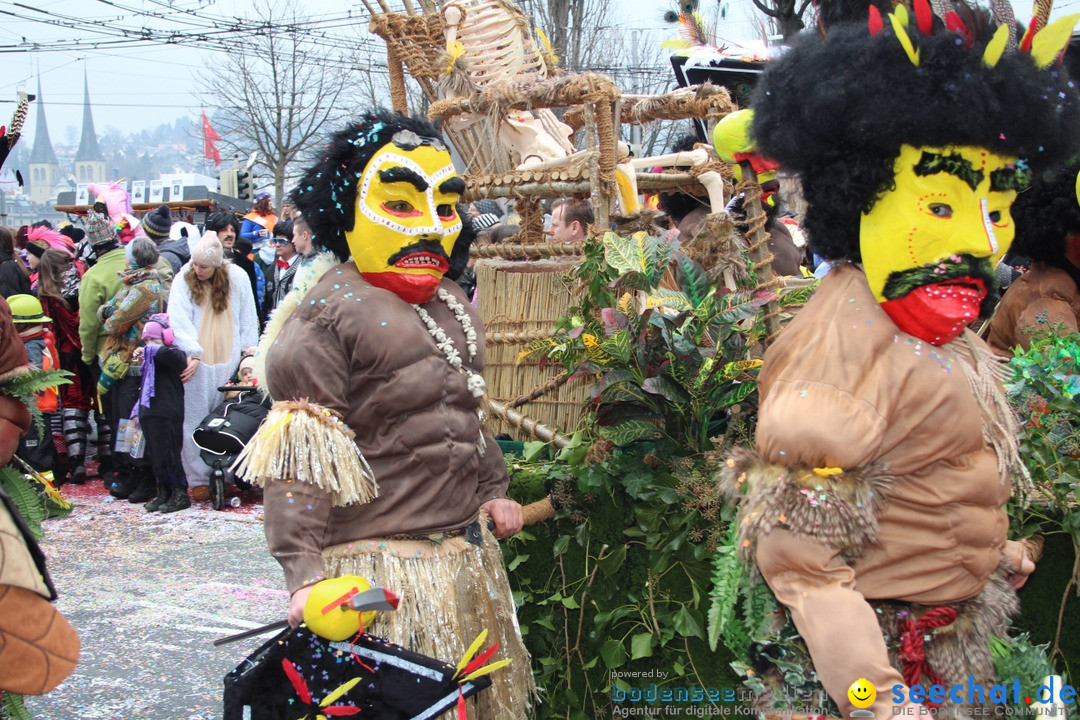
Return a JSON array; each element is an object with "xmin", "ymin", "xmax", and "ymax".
[{"xmin": 202, "ymin": 110, "xmax": 221, "ymax": 166}]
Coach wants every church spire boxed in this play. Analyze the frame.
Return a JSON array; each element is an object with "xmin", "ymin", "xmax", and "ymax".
[
  {"xmin": 28, "ymin": 76, "xmax": 59, "ymax": 165},
  {"xmin": 75, "ymin": 69, "xmax": 103, "ymax": 163}
]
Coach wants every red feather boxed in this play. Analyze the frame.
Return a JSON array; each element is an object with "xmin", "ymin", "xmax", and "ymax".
[
  {"xmin": 868, "ymin": 6, "xmax": 884, "ymax": 35},
  {"xmin": 1020, "ymin": 18, "xmax": 1037, "ymax": 52},
  {"xmin": 945, "ymin": 11, "xmax": 971, "ymax": 46},
  {"xmin": 457, "ymin": 686, "xmax": 468, "ymax": 720},
  {"xmin": 913, "ymin": 0, "xmax": 933, "ymax": 34},
  {"xmin": 323, "ymin": 707, "xmax": 362, "ymax": 716},
  {"xmin": 460, "ymin": 643, "xmax": 501, "ymax": 679},
  {"xmin": 281, "ymin": 658, "xmax": 313, "ymax": 705}
]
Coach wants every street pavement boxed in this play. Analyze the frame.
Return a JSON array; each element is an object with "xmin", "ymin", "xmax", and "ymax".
[{"xmin": 26, "ymin": 482, "xmax": 286, "ymax": 720}]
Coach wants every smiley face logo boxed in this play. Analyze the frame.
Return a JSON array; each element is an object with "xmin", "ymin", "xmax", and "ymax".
[{"xmin": 847, "ymin": 678, "xmax": 876, "ymax": 709}]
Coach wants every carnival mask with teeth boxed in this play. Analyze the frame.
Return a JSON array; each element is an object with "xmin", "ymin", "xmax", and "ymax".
[{"xmin": 345, "ymin": 132, "xmax": 466, "ymax": 304}]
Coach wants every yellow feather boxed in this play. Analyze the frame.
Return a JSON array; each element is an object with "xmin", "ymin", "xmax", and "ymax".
[
  {"xmin": 661, "ymin": 39, "xmax": 694, "ymax": 49},
  {"xmin": 321, "ymin": 677, "xmax": 363, "ymax": 706},
  {"xmin": 455, "ymin": 630, "xmax": 489, "ymax": 677},
  {"xmin": 617, "ymin": 169, "xmax": 640, "ymax": 213},
  {"xmin": 982, "ymin": 23, "xmax": 1009, "ymax": 68},
  {"xmin": 445, "ymin": 40, "xmax": 466, "ymax": 74},
  {"xmin": 1074, "ymin": 168, "xmax": 1080, "ymax": 207},
  {"xmin": 892, "ymin": 4, "xmax": 909, "ymax": 27},
  {"xmin": 460, "ymin": 658, "xmax": 513, "ymax": 683},
  {"xmin": 1030, "ymin": 14, "xmax": 1080, "ymax": 68},
  {"xmin": 535, "ymin": 27, "xmax": 560, "ymax": 66},
  {"xmin": 888, "ymin": 13, "xmax": 920, "ymax": 66}
]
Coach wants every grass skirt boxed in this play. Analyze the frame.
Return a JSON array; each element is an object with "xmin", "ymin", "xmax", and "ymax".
[{"xmin": 323, "ymin": 522, "xmax": 536, "ymax": 719}]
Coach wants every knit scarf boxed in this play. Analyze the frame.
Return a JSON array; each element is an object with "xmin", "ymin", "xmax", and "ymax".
[{"xmin": 132, "ymin": 344, "xmax": 162, "ymax": 418}]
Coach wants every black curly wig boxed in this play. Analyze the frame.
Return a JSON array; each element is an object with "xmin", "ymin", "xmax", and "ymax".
[
  {"xmin": 751, "ymin": 14, "xmax": 1080, "ymax": 262},
  {"xmin": 289, "ymin": 109, "xmax": 470, "ymax": 264},
  {"xmin": 1010, "ymin": 159, "xmax": 1080, "ymax": 263}
]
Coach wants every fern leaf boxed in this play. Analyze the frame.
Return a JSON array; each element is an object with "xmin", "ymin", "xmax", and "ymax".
[
  {"xmin": 2, "ymin": 691, "xmax": 35, "ymax": 720},
  {"xmin": 0, "ymin": 466, "xmax": 47, "ymax": 540},
  {"xmin": 707, "ymin": 524, "xmax": 746, "ymax": 652}
]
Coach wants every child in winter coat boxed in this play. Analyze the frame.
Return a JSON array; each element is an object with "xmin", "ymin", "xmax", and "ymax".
[
  {"xmin": 130, "ymin": 314, "xmax": 189, "ymax": 513},
  {"xmin": 8, "ymin": 294, "xmax": 60, "ymax": 474}
]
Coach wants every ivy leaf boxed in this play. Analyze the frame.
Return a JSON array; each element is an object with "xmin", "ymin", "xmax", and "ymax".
[
  {"xmin": 508, "ymin": 554, "xmax": 529, "ymax": 571},
  {"xmin": 630, "ymin": 632, "xmax": 654, "ymax": 659},
  {"xmin": 561, "ymin": 595, "xmax": 581, "ymax": 609},
  {"xmin": 672, "ymin": 606, "xmax": 705, "ymax": 640},
  {"xmin": 671, "ymin": 250, "xmax": 710, "ymax": 308},
  {"xmin": 534, "ymin": 616, "xmax": 557, "ymax": 632},
  {"xmin": 597, "ymin": 544, "xmax": 627, "ymax": 577},
  {"xmin": 552, "ymin": 535, "xmax": 570, "ymax": 557},
  {"xmin": 522, "ymin": 441, "xmax": 549, "ymax": 462},
  {"xmin": 600, "ymin": 638, "xmax": 628, "ymax": 669},
  {"xmin": 598, "ymin": 419, "xmax": 661, "ymax": 446}
]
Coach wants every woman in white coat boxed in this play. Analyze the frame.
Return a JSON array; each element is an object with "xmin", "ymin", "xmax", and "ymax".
[{"xmin": 168, "ymin": 231, "xmax": 259, "ymax": 488}]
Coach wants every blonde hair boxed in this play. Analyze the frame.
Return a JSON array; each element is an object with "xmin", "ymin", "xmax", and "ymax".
[{"xmin": 185, "ymin": 263, "xmax": 231, "ymax": 314}]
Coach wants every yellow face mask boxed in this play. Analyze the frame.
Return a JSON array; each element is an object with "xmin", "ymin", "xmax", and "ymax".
[
  {"xmin": 860, "ymin": 144, "xmax": 1027, "ymax": 345},
  {"xmin": 346, "ymin": 138, "xmax": 464, "ymax": 304}
]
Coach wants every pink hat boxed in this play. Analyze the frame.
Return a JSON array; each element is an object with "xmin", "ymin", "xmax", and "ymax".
[{"xmin": 142, "ymin": 313, "xmax": 175, "ymax": 346}]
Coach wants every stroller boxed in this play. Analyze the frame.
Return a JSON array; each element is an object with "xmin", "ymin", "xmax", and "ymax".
[{"xmin": 192, "ymin": 386, "xmax": 271, "ymax": 509}]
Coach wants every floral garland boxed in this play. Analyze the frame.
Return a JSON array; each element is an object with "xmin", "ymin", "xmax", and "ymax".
[{"xmin": 413, "ymin": 288, "xmax": 488, "ymax": 454}]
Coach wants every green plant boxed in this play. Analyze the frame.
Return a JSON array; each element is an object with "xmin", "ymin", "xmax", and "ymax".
[
  {"xmin": 520, "ymin": 231, "xmax": 775, "ymax": 453},
  {"xmin": 0, "ymin": 368, "xmax": 71, "ymax": 439},
  {"xmin": 505, "ymin": 446, "xmax": 743, "ymax": 719},
  {"xmin": 1004, "ymin": 329, "xmax": 1080, "ymax": 669}
]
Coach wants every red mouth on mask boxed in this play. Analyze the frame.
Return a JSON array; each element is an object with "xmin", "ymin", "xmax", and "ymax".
[{"xmin": 879, "ymin": 276, "xmax": 987, "ymax": 345}]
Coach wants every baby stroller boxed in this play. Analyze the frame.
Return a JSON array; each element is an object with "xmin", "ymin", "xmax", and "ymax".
[{"xmin": 192, "ymin": 386, "xmax": 271, "ymax": 509}]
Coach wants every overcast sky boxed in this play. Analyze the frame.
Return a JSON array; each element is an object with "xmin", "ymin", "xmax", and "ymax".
[{"xmin": 2, "ymin": 0, "xmax": 1071, "ymax": 147}]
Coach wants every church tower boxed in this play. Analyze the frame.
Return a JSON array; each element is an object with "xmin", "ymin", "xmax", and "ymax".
[
  {"xmin": 74, "ymin": 71, "xmax": 106, "ymax": 185},
  {"xmin": 27, "ymin": 77, "xmax": 62, "ymax": 205}
]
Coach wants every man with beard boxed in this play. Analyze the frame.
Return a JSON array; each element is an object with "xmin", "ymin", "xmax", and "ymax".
[
  {"xmin": 237, "ymin": 111, "xmax": 534, "ymax": 719},
  {"xmin": 717, "ymin": 2, "xmax": 1080, "ymax": 716}
]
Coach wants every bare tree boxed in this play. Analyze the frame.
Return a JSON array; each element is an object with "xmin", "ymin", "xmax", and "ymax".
[
  {"xmin": 525, "ymin": 0, "xmax": 616, "ymax": 72},
  {"xmin": 197, "ymin": 0, "xmax": 357, "ymax": 207},
  {"xmin": 751, "ymin": 0, "xmax": 814, "ymax": 41}
]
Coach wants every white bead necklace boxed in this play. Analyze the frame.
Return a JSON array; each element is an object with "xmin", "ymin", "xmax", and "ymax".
[
  {"xmin": 412, "ymin": 288, "xmax": 488, "ymax": 455},
  {"xmin": 412, "ymin": 288, "xmax": 486, "ymax": 398}
]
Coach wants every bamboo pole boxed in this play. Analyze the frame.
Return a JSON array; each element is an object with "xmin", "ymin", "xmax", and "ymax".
[{"xmin": 487, "ymin": 398, "xmax": 572, "ymax": 447}]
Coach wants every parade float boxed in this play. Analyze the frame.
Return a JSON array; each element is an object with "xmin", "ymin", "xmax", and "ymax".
[{"xmin": 357, "ymin": 0, "xmax": 1080, "ymax": 717}]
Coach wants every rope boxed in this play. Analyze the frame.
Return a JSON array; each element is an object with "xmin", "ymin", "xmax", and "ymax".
[
  {"xmin": 897, "ymin": 606, "xmax": 958, "ymax": 703},
  {"xmin": 486, "ymin": 398, "xmax": 571, "ymax": 447},
  {"xmin": 735, "ymin": 173, "xmax": 783, "ymax": 345},
  {"xmin": 427, "ymin": 71, "xmax": 620, "ymax": 123},
  {"xmin": 471, "ymin": 241, "xmax": 583, "ymax": 259}
]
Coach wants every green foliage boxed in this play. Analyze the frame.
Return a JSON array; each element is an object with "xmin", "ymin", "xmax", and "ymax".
[
  {"xmin": 0, "ymin": 465, "xmax": 47, "ymax": 540},
  {"xmin": 0, "ymin": 691, "xmax": 34, "ymax": 720},
  {"xmin": 505, "ymin": 447, "xmax": 741, "ymax": 718},
  {"xmin": 0, "ymin": 368, "xmax": 72, "ymax": 439},
  {"xmin": 1005, "ymin": 330, "xmax": 1080, "ymax": 542},
  {"xmin": 530, "ymin": 231, "xmax": 775, "ymax": 453},
  {"xmin": 991, "ymin": 634, "xmax": 1073, "ymax": 711}
]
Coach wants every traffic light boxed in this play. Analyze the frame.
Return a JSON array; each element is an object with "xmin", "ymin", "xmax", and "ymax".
[
  {"xmin": 218, "ymin": 168, "xmax": 238, "ymax": 197},
  {"xmin": 236, "ymin": 170, "xmax": 253, "ymax": 203}
]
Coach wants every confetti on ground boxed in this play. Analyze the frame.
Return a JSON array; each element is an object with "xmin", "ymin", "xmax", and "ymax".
[{"xmin": 27, "ymin": 480, "xmax": 286, "ymax": 719}]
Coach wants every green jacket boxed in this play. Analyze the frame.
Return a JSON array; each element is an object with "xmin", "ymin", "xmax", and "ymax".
[{"xmin": 78, "ymin": 247, "xmax": 173, "ymax": 365}]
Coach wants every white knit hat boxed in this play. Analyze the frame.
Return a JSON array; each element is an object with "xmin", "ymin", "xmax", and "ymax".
[{"xmin": 192, "ymin": 231, "xmax": 224, "ymax": 267}]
